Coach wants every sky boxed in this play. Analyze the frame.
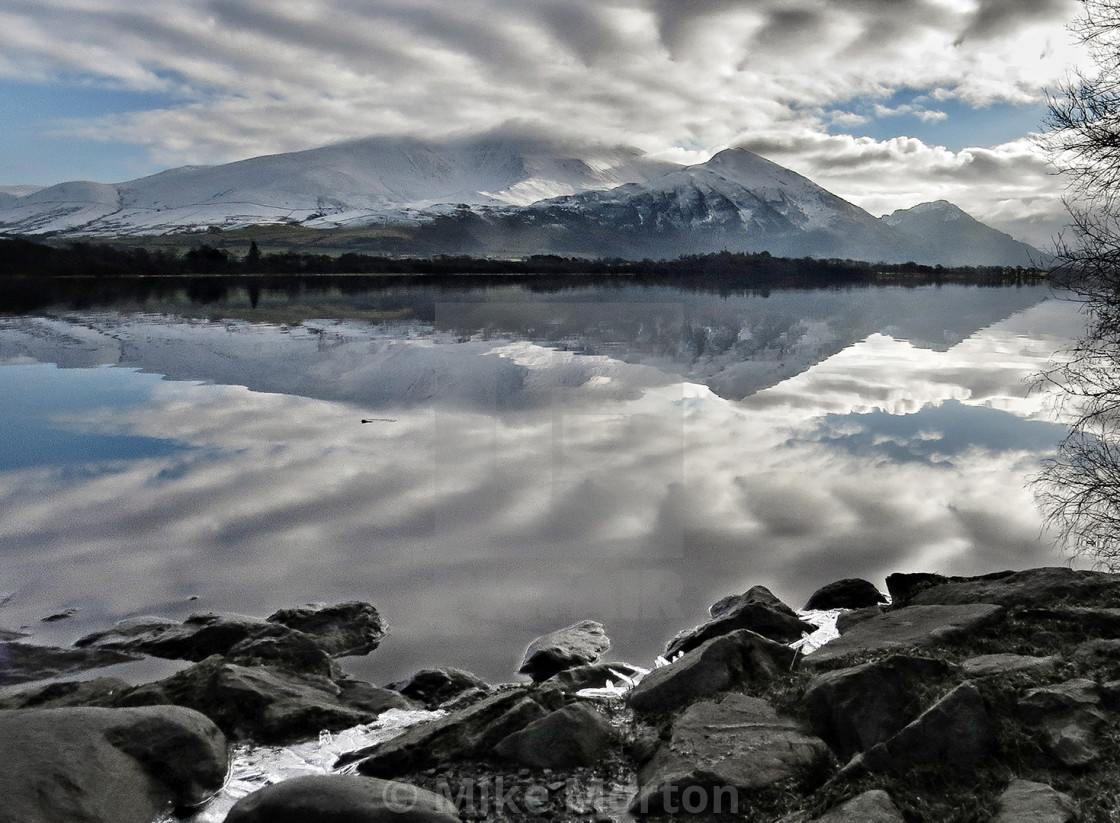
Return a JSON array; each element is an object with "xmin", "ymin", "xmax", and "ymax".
[{"xmin": 0, "ymin": 0, "xmax": 1091, "ymax": 246}]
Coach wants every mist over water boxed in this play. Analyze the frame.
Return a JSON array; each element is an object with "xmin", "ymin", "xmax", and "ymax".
[{"xmin": 0, "ymin": 280, "xmax": 1083, "ymax": 682}]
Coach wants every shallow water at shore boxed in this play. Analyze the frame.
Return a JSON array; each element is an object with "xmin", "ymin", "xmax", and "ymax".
[{"xmin": 0, "ymin": 280, "xmax": 1084, "ymax": 682}]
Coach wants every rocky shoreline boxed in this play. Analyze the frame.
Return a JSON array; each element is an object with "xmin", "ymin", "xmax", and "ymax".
[{"xmin": 2, "ymin": 567, "xmax": 1119, "ymax": 822}]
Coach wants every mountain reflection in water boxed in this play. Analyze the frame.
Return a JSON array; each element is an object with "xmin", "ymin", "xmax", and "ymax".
[{"xmin": 0, "ymin": 280, "xmax": 1085, "ymax": 682}]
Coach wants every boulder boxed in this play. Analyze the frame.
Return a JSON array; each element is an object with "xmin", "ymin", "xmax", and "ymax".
[
  {"xmin": 804, "ymin": 655, "xmax": 955, "ymax": 760},
  {"xmin": 116, "ymin": 656, "xmax": 410, "ymax": 744},
  {"xmin": 801, "ymin": 604, "xmax": 1004, "ymax": 669},
  {"xmin": 388, "ymin": 667, "xmax": 491, "ymax": 708},
  {"xmin": 992, "ymin": 779, "xmax": 1075, "ymax": 823},
  {"xmin": 266, "ymin": 601, "xmax": 386, "ymax": 657},
  {"xmin": 344, "ymin": 688, "xmax": 549, "ymax": 777},
  {"xmin": 962, "ymin": 653, "xmax": 1061, "ymax": 678},
  {"xmin": 1018, "ymin": 679, "xmax": 1105, "ymax": 767},
  {"xmin": 666, "ymin": 597, "xmax": 814, "ymax": 658},
  {"xmin": 710, "ymin": 585, "xmax": 800, "ymax": 619},
  {"xmin": 630, "ymin": 693, "xmax": 828, "ymax": 815},
  {"xmin": 493, "ymin": 702, "xmax": 616, "ymax": 769},
  {"xmin": 543, "ymin": 661, "xmax": 645, "ymax": 692},
  {"xmin": 226, "ymin": 631, "xmax": 337, "ymax": 678},
  {"xmin": 0, "ymin": 676, "xmax": 130, "ymax": 710},
  {"xmin": 811, "ymin": 790, "xmax": 906, "ymax": 822},
  {"xmin": 225, "ymin": 774, "xmax": 460, "ymax": 823},
  {"xmin": 1072, "ymin": 638, "xmax": 1120, "ymax": 663},
  {"xmin": 1020, "ymin": 606, "xmax": 1120, "ymax": 635},
  {"xmin": 627, "ymin": 629, "xmax": 796, "ymax": 715},
  {"xmin": 804, "ymin": 579, "xmax": 888, "ymax": 611},
  {"xmin": 518, "ymin": 620, "xmax": 610, "ymax": 681},
  {"xmin": 901, "ymin": 567, "xmax": 1120, "ymax": 608},
  {"xmin": 0, "ymin": 705, "xmax": 226, "ymax": 823},
  {"xmin": 76, "ymin": 612, "xmax": 298, "ymax": 661},
  {"xmin": 835, "ymin": 606, "xmax": 885, "ymax": 634},
  {"xmin": 842, "ymin": 681, "xmax": 993, "ymax": 778},
  {"xmin": 0, "ymin": 641, "xmax": 139, "ymax": 686}
]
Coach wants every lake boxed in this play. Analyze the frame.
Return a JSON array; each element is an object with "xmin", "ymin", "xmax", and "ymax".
[{"xmin": 0, "ymin": 276, "xmax": 1085, "ymax": 683}]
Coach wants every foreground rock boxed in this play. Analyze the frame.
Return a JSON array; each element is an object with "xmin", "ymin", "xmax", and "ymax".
[
  {"xmin": 493, "ymin": 702, "xmax": 616, "ymax": 769},
  {"xmin": 801, "ymin": 603, "xmax": 1004, "ymax": 669},
  {"xmin": 225, "ymin": 774, "xmax": 460, "ymax": 823},
  {"xmin": 117, "ymin": 656, "xmax": 412, "ymax": 743},
  {"xmin": 809, "ymin": 790, "xmax": 905, "ymax": 822},
  {"xmin": 631, "ymin": 693, "xmax": 828, "ymax": 815},
  {"xmin": 344, "ymin": 688, "xmax": 553, "ymax": 777},
  {"xmin": 666, "ymin": 587, "xmax": 813, "ymax": 657},
  {"xmin": 518, "ymin": 621, "xmax": 610, "ymax": 682},
  {"xmin": 1018, "ymin": 679, "xmax": 1106, "ymax": 767},
  {"xmin": 0, "ymin": 676, "xmax": 131, "ymax": 710},
  {"xmin": 840, "ymin": 682, "xmax": 993, "ymax": 778},
  {"xmin": 388, "ymin": 667, "xmax": 491, "ymax": 708},
  {"xmin": 544, "ymin": 660, "xmax": 646, "ymax": 692},
  {"xmin": 0, "ymin": 705, "xmax": 226, "ymax": 823},
  {"xmin": 961, "ymin": 653, "xmax": 1060, "ymax": 678},
  {"xmin": 992, "ymin": 779, "xmax": 1075, "ymax": 823},
  {"xmin": 803, "ymin": 578, "xmax": 888, "ymax": 611},
  {"xmin": 627, "ymin": 629, "xmax": 796, "ymax": 715},
  {"xmin": 0, "ymin": 641, "xmax": 139, "ymax": 685},
  {"xmin": 890, "ymin": 567, "xmax": 1120, "ymax": 607},
  {"xmin": 804, "ymin": 654, "xmax": 955, "ymax": 760}
]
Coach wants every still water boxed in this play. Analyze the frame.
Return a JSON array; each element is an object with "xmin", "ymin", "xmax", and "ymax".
[{"xmin": 0, "ymin": 278, "xmax": 1086, "ymax": 683}]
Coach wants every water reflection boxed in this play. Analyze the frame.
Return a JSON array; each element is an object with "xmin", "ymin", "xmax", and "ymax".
[{"xmin": 0, "ymin": 282, "xmax": 1086, "ymax": 682}]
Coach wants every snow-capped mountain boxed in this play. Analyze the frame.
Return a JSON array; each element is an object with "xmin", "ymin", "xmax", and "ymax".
[
  {"xmin": 0, "ymin": 131, "xmax": 676, "ymax": 237},
  {"xmin": 0, "ymin": 135, "xmax": 1043, "ymax": 266},
  {"xmin": 883, "ymin": 200, "xmax": 1045, "ymax": 267}
]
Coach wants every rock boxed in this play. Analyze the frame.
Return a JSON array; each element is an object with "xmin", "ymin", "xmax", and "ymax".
[
  {"xmin": 225, "ymin": 774, "xmax": 460, "ymax": 823},
  {"xmin": 630, "ymin": 693, "xmax": 828, "ymax": 815},
  {"xmin": 337, "ymin": 678, "xmax": 420, "ymax": 714},
  {"xmin": 0, "ymin": 628, "xmax": 27, "ymax": 641},
  {"xmin": 345, "ymin": 688, "xmax": 549, "ymax": 777},
  {"xmin": 710, "ymin": 585, "xmax": 800, "ymax": 619},
  {"xmin": 843, "ymin": 681, "xmax": 993, "ymax": 778},
  {"xmin": 266, "ymin": 601, "xmax": 386, "ymax": 657},
  {"xmin": 666, "ymin": 596, "xmax": 814, "ymax": 658},
  {"xmin": 226, "ymin": 631, "xmax": 338, "ymax": 678},
  {"xmin": 884, "ymin": 572, "xmax": 958, "ymax": 605},
  {"xmin": 1019, "ymin": 679, "xmax": 1105, "ymax": 767},
  {"xmin": 493, "ymin": 702, "xmax": 616, "ymax": 769},
  {"xmin": 811, "ymin": 789, "xmax": 905, "ymax": 822},
  {"xmin": 76, "ymin": 612, "xmax": 295, "ymax": 661},
  {"xmin": 835, "ymin": 606, "xmax": 885, "ymax": 634},
  {"xmin": 518, "ymin": 620, "xmax": 610, "ymax": 681},
  {"xmin": 804, "ymin": 579, "xmax": 888, "ymax": 611},
  {"xmin": 804, "ymin": 655, "xmax": 955, "ymax": 760},
  {"xmin": 389, "ymin": 667, "xmax": 491, "ymax": 708},
  {"xmin": 0, "ymin": 676, "xmax": 130, "ymax": 710},
  {"xmin": 0, "ymin": 705, "xmax": 226, "ymax": 823},
  {"xmin": 1072, "ymin": 638, "xmax": 1120, "ymax": 663},
  {"xmin": 543, "ymin": 661, "xmax": 645, "ymax": 692},
  {"xmin": 116, "ymin": 656, "xmax": 411, "ymax": 743},
  {"xmin": 1020, "ymin": 606, "xmax": 1120, "ymax": 635},
  {"xmin": 993, "ymin": 779, "xmax": 1075, "ymax": 823},
  {"xmin": 627, "ymin": 629, "xmax": 796, "ymax": 715},
  {"xmin": 903, "ymin": 567, "xmax": 1120, "ymax": 607},
  {"xmin": 0, "ymin": 641, "xmax": 139, "ymax": 686},
  {"xmin": 962, "ymin": 653, "xmax": 1061, "ymax": 678},
  {"xmin": 801, "ymin": 604, "xmax": 1004, "ymax": 669},
  {"xmin": 41, "ymin": 608, "xmax": 77, "ymax": 622}
]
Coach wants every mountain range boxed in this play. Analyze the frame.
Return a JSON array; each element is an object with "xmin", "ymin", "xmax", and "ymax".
[{"xmin": 0, "ymin": 133, "xmax": 1044, "ymax": 266}]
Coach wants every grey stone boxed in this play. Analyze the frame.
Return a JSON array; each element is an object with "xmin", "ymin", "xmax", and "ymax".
[
  {"xmin": 346, "ymin": 688, "xmax": 549, "ymax": 777},
  {"xmin": 1019, "ymin": 679, "xmax": 1105, "ymax": 767},
  {"xmin": 518, "ymin": 620, "xmax": 610, "ymax": 681},
  {"xmin": 0, "ymin": 676, "xmax": 131, "ymax": 710},
  {"xmin": 804, "ymin": 654, "xmax": 955, "ymax": 759},
  {"xmin": 225, "ymin": 774, "xmax": 460, "ymax": 823},
  {"xmin": 116, "ymin": 656, "xmax": 411, "ymax": 743},
  {"xmin": 666, "ymin": 596, "xmax": 813, "ymax": 658},
  {"xmin": 630, "ymin": 693, "xmax": 828, "ymax": 815},
  {"xmin": 0, "ymin": 641, "xmax": 139, "ymax": 686},
  {"xmin": 543, "ymin": 661, "xmax": 645, "ymax": 692},
  {"xmin": 804, "ymin": 579, "xmax": 888, "ymax": 611},
  {"xmin": 835, "ymin": 606, "xmax": 885, "ymax": 634},
  {"xmin": 0, "ymin": 705, "xmax": 226, "ymax": 823},
  {"xmin": 388, "ymin": 667, "xmax": 491, "ymax": 708},
  {"xmin": 710, "ymin": 585, "xmax": 800, "ymax": 619},
  {"xmin": 493, "ymin": 702, "xmax": 615, "ymax": 769},
  {"xmin": 226, "ymin": 631, "xmax": 337, "ymax": 677},
  {"xmin": 266, "ymin": 601, "xmax": 386, "ymax": 657},
  {"xmin": 801, "ymin": 604, "xmax": 1004, "ymax": 669},
  {"xmin": 906, "ymin": 567, "xmax": 1120, "ymax": 607},
  {"xmin": 992, "ymin": 779, "xmax": 1075, "ymax": 823},
  {"xmin": 1073, "ymin": 638, "xmax": 1120, "ymax": 663},
  {"xmin": 844, "ymin": 681, "xmax": 993, "ymax": 778},
  {"xmin": 962, "ymin": 653, "xmax": 1061, "ymax": 678},
  {"xmin": 76, "ymin": 612, "xmax": 297, "ymax": 661},
  {"xmin": 627, "ymin": 629, "xmax": 796, "ymax": 715},
  {"xmin": 812, "ymin": 790, "xmax": 905, "ymax": 822}
]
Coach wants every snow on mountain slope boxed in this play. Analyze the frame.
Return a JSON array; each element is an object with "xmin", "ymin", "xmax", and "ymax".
[
  {"xmin": 0, "ymin": 132, "xmax": 676, "ymax": 237},
  {"xmin": 882, "ymin": 200, "xmax": 1045, "ymax": 267}
]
